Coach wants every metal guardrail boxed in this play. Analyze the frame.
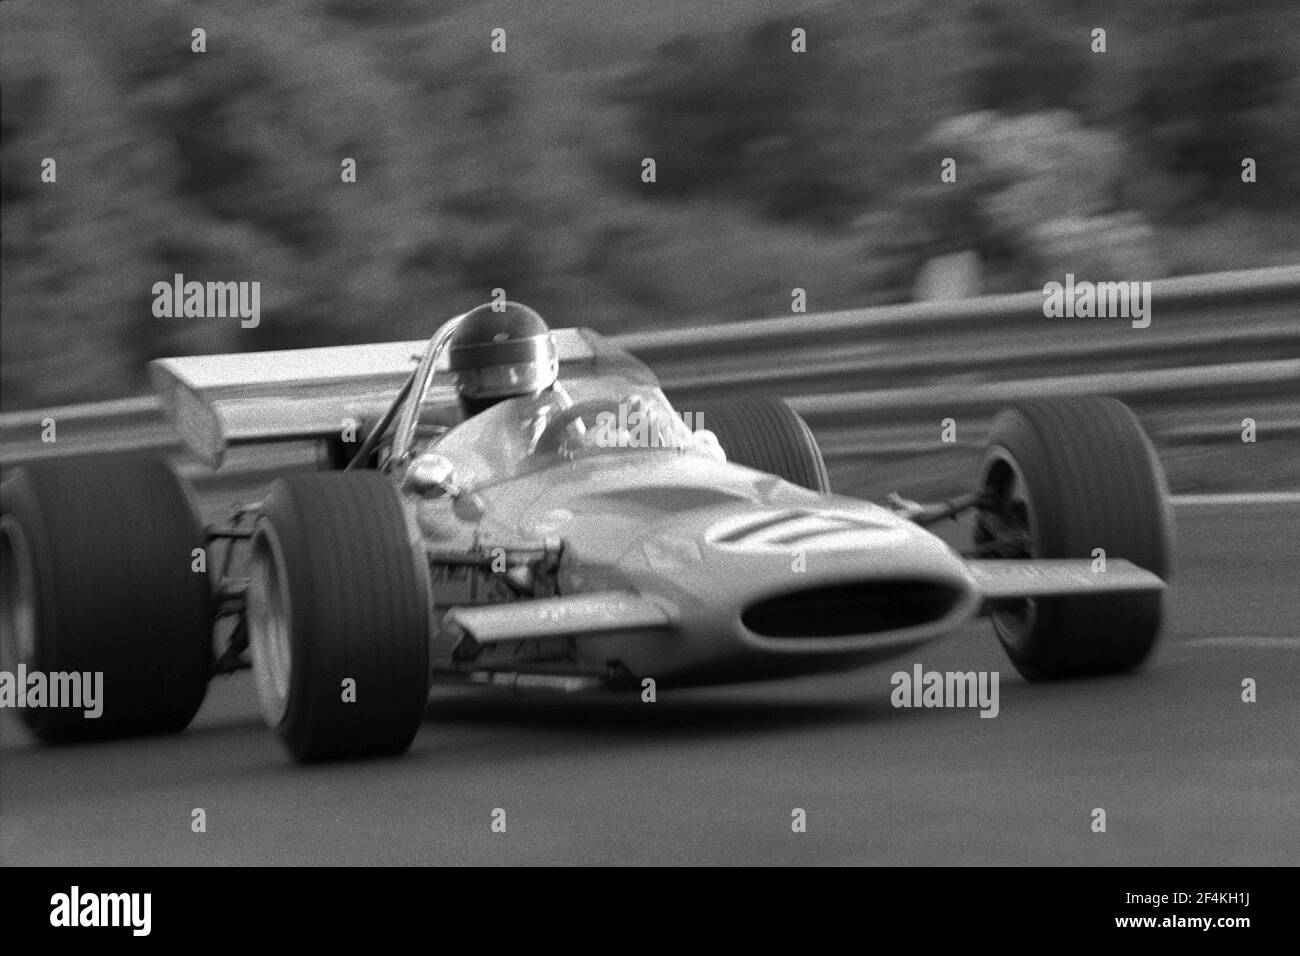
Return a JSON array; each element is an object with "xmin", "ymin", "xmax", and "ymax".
[
  {"xmin": 3, "ymin": 266, "xmax": 1299, "ymax": 474},
  {"xmin": 619, "ymin": 264, "xmax": 1300, "ymax": 354}
]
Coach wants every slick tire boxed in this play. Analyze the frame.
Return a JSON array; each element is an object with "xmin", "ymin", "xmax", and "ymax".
[
  {"xmin": 248, "ymin": 472, "xmax": 430, "ymax": 762},
  {"xmin": 693, "ymin": 396, "xmax": 831, "ymax": 493},
  {"xmin": 975, "ymin": 396, "xmax": 1173, "ymax": 681},
  {"xmin": 0, "ymin": 456, "xmax": 213, "ymax": 740}
]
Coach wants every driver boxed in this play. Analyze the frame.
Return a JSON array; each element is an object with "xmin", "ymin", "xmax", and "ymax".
[
  {"xmin": 444, "ymin": 301, "xmax": 572, "ymax": 460},
  {"xmin": 441, "ymin": 301, "xmax": 723, "ymax": 468},
  {"xmin": 448, "ymin": 301, "xmax": 561, "ymax": 418}
]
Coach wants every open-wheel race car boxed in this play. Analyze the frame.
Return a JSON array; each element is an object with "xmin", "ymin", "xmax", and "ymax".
[{"xmin": 0, "ymin": 317, "xmax": 1173, "ymax": 761}]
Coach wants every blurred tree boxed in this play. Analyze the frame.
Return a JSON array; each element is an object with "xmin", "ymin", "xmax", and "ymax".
[
  {"xmin": 610, "ymin": 15, "xmax": 868, "ymax": 227},
  {"xmin": 2, "ymin": 0, "xmax": 1297, "ymax": 410}
]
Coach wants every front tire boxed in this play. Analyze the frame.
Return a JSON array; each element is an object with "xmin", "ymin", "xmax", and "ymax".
[
  {"xmin": 975, "ymin": 396, "xmax": 1173, "ymax": 681},
  {"xmin": 0, "ymin": 456, "xmax": 213, "ymax": 740},
  {"xmin": 248, "ymin": 472, "xmax": 431, "ymax": 761}
]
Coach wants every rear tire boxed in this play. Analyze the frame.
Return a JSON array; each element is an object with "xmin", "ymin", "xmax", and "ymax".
[
  {"xmin": 692, "ymin": 396, "xmax": 830, "ymax": 493},
  {"xmin": 248, "ymin": 472, "xmax": 431, "ymax": 761},
  {"xmin": 975, "ymin": 396, "xmax": 1173, "ymax": 681},
  {"xmin": 0, "ymin": 456, "xmax": 213, "ymax": 740}
]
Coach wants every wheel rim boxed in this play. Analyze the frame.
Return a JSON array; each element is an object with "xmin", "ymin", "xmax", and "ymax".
[
  {"xmin": 0, "ymin": 517, "xmax": 38, "ymax": 669},
  {"xmin": 975, "ymin": 447, "xmax": 1039, "ymax": 652},
  {"xmin": 248, "ymin": 524, "xmax": 293, "ymax": 727}
]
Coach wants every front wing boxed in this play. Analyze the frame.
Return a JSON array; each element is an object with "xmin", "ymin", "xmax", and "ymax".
[
  {"xmin": 443, "ymin": 591, "xmax": 676, "ymax": 657},
  {"xmin": 966, "ymin": 558, "xmax": 1165, "ymax": 601}
]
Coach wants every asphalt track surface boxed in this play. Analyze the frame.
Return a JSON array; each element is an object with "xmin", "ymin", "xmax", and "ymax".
[{"xmin": 2, "ymin": 496, "xmax": 1297, "ymax": 865}]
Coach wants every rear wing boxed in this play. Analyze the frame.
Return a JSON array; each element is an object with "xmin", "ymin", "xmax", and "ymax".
[{"xmin": 148, "ymin": 327, "xmax": 651, "ymax": 467}]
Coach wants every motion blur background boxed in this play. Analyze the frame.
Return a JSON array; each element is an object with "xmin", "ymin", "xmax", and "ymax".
[{"xmin": 3, "ymin": 0, "xmax": 1298, "ymax": 410}]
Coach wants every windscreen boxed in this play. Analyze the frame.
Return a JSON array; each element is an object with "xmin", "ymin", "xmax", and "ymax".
[{"xmin": 426, "ymin": 379, "xmax": 707, "ymax": 487}]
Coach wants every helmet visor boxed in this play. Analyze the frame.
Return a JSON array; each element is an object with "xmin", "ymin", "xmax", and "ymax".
[{"xmin": 456, "ymin": 355, "xmax": 558, "ymax": 400}]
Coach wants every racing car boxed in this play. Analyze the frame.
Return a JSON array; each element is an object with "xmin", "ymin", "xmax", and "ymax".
[{"xmin": 0, "ymin": 317, "xmax": 1172, "ymax": 761}]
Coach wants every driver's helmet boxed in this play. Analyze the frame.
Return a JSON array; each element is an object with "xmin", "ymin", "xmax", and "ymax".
[{"xmin": 447, "ymin": 301, "xmax": 558, "ymax": 416}]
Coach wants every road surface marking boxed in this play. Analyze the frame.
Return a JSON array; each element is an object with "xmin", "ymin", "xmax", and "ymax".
[
  {"xmin": 1178, "ymin": 635, "xmax": 1298, "ymax": 649},
  {"xmin": 1173, "ymin": 492, "xmax": 1300, "ymax": 507}
]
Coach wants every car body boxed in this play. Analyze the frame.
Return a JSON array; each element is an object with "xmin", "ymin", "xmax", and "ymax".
[
  {"xmin": 154, "ymin": 318, "xmax": 1163, "ymax": 687},
  {"xmin": 3, "ymin": 316, "xmax": 1171, "ymax": 758}
]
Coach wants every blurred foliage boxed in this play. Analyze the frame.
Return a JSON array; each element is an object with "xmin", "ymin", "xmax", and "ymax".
[{"xmin": 2, "ymin": 0, "xmax": 1298, "ymax": 408}]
